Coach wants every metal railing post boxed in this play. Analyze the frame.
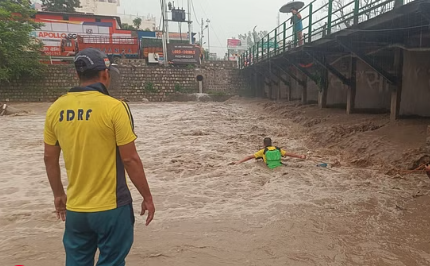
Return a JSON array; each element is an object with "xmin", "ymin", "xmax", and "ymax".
[
  {"xmin": 256, "ymin": 42, "xmax": 259, "ymax": 62},
  {"xmin": 308, "ymin": 3, "xmax": 313, "ymax": 43},
  {"xmin": 283, "ymin": 22, "xmax": 286, "ymax": 52},
  {"xmin": 274, "ymin": 28, "xmax": 278, "ymax": 55},
  {"xmin": 354, "ymin": 0, "xmax": 359, "ymax": 24},
  {"xmin": 261, "ymin": 38, "xmax": 264, "ymax": 59},
  {"xmin": 266, "ymin": 35, "xmax": 270, "ymax": 58},
  {"xmin": 327, "ymin": 0, "xmax": 333, "ymax": 35}
]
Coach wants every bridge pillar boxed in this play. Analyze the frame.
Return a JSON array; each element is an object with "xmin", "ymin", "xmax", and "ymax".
[
  {"xmin": 253, "ymin": 72, "xmax": 259, "ymax": 97},
  {"xmin": 257, "ymin": 72, "xmax": 265, "ymax": 98},
  {"xmin": 271, "ymin": 69, "xmax": 281, "ymax": 101},
  {"xmin": 264, "ymin": 76, "xmax": 272, "ymax": 99},
  {"xmin": 299, "ymin": 73, "xmax": 308, "ymax": 104},
  {"xmin": 318, "ymin": 67, "xmax": 329, "ymax": 108},
  {"xmin": 301, "ymin": 72, "xmax": 308, "ymax": 104},
  {"xmin": 287, "ymin": 74, "xmax": 292, "ymax": 101},
  {"xmin": 347, "ymin": 56, "xmax": 357, "ymax": 114},
  {"xmin": 390, "ymin": 48, "xmax": 403, "ymax": 121}
]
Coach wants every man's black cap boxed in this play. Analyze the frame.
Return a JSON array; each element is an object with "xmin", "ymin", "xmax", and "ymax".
[{"xmin": 74, "ymin": 48, "xmax": 118, "ymax": 73}]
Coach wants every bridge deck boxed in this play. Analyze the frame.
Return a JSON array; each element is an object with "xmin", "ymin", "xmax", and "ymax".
[{"xmin": 240, "ymin": 0, "xmax": 430, "ymax": 69}]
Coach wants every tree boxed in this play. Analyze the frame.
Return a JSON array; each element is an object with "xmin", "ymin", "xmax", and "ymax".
[
  {"xmin": 323, "ymin": 0, "xmax": 389, "ymax": 29},
  {"xmin": 133, "ymin": 17, "xmax": 142, "ymax": 29},
  {"xmin": 41, "ymin": 0, "xmax": 81, "ymax": 13},
  {"xmin": 0, "ymin": 0, "xmax": 44, "ymax": 82},
  {"xmin": 237, "ymin": 30, "xmax": 268, "ymax": 47},
  {"xmin": 121, "ymin": 23, "xmax": 136, "ymax": 30}
]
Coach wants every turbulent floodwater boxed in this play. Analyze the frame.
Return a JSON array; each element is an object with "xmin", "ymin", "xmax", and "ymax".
[{"xmin": 1, "ymin": 100, "xmax": 430, "ymax": 266}]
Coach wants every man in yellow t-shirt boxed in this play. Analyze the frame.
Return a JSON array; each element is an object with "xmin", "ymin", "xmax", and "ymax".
[
  {"xmin": 233, "ymin": 137, "xmax": 306, "ymax": 169},
  {"xmin": 44, "ymin": 48, "xmax": 155, "ymax": 266}
]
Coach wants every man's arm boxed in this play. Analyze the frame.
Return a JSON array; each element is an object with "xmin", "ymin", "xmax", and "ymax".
[
  {"xmin": 112, "ymin": 101, "xmax": 155, "ymax": 226},
  {"xmin": 283, "ymin": 152, "xmax": 306, "ymax": 159},
  {"xmin": 118, "ymin": 141, "xmax": 155, "ymax": 226},
  {"xmin": 44, "ymin": 143, "xmax": 67, "ymax": 221},
  {"xmin": 234, "ymin": 155, "xmax": 256, "ymax": 165}
]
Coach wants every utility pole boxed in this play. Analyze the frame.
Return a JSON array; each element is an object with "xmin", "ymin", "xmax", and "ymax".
[
  {"xmin": 161, "ymin": 0, "xmax": 168, "ymax": 66},
  {"xmin": 165, "ymin": 1, "xmax": 169, "ymax": 44},
  {"xmin": 200, "ymin": 18, "xmax": 204, "ymax": 45},
  {"xmin": 188, "ymin": 0, "xmax": 192, "ymax": 44},
  {"xmin": 206, "ymin": 19, "xmax": 210, "ymax": 54}
]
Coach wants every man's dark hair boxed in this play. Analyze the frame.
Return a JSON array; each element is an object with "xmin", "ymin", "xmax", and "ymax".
[
  {"xmin": 263, "ymin": 137, "xmax": 272, "ymax": 147},
  {"xmin": 75, "ymin": 60, "xmax": 103, "ymax": 82},
  {"xmin": 291, "ymin": 7, "xmax": 298, "ymax": 11}
]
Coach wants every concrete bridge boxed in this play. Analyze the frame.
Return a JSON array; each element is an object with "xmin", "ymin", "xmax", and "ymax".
[{"xmin": 239, "ymin": 0, "xmax": 430, "ymax": 120}]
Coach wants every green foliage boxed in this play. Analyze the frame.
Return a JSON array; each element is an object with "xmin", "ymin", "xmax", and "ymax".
[
  {"xmin": 237, "ymin": 30, "xmax": 268, "ymax": 47},
  {"xmin": 41, "ymin": 0, "xmax": 81, "ymax": 12},
  {"xmin": 144, "ymin": 81, "xmax": 158, "ymax": 93},
  {"xmin": 174, "ymin": 83, "xmax": 184, "ymax": 93},
  {"xmin": 0, "ymin": 0, "xmax": 45, "ymax": 82},
  {"xmin": 122, "ymin": 23, "xmax": 136, "ymax": 30},
  {"xmin": 133, "ymin": 17, "xmax": 142, "ymax": 29},
  {"xmin": 313, "ymin": 71, "xmax": 326, "ymax": 92},
  {"xmin": 203, "ymin": 50, "xmax": 209, "ymax": 61}
]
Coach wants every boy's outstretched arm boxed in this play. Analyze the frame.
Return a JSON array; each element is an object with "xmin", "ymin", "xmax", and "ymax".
[
  {"xmin": 284, "ymin": 152, "xmax": 306, "ymax": 159},
  {"xmin": 233, "ymin": 155, "xmax": 255, "ymax": 165}
]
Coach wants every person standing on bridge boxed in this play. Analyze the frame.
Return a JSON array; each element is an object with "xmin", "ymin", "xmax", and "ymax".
[
  {"xmin": 44, "ymin": 48, "xmax": 155, "ymax": 266},
  {"xmin": 233, "ymin": 137, "xmax": 306, "ymax": 169},
  {"xmin": 290, "ymin": 7, "xmax": 303, "ymax": 46}
]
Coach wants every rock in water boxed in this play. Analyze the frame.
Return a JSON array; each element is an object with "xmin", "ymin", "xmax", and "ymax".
[{"xmin": 0, "ymin": 104, "xmax": 28, "ymax": 116}]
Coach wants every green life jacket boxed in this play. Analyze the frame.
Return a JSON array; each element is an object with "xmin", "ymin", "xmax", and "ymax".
[{"xmin": 264, "ymin": 147, "xmax": 283, "ymax": 169}]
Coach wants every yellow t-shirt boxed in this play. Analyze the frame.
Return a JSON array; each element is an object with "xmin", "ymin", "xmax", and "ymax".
[
  {"xmin": 44, "ymin": 84, "xmax": 137, "ymax": 212},
  {"xmin": 254, "ymin": 146, "xmax": 287, "ymax": 163}
]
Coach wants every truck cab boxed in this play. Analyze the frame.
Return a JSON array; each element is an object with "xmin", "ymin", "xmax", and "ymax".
[{"xmin": 60, "ymin": 38, "xmax": 79, "ymax": 57}]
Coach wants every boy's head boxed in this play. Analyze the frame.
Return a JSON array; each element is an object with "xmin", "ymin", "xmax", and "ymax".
[
  {"xmin": 290, "ymin": 8, "xmax": 298, "ymax": 14},
  {"xmin": 263, "ymin": 137, "xmax": 272, "ymax": 147}
]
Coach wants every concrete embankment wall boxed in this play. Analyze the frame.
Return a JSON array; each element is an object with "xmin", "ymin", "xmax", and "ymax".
[{"xmin": 0, "ymin": 61, "xmax": 245, "ymax": 102}]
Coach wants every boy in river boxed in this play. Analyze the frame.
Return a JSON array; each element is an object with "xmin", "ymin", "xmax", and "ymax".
[{"xmin": 233, "ymin": 137, "xmax": 306, "ymax": 169}]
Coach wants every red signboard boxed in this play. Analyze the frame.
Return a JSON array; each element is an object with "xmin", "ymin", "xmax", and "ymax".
[{"xmin": 227, "ymin": 39, "xmax": 242, "ymax": 48}]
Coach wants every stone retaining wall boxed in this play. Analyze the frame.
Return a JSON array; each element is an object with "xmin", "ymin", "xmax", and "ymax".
[{"xmin": 0, "ymin": 60, "xmax": 245, "ymax": 102}]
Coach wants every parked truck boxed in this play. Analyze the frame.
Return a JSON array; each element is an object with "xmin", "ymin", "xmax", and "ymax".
[
  {"xmin": 43, "ymin": 34, "xmax": 204, "ymax": 65},
  {"xmin": 57, "ymin": 35, "xmax": 142, "ymax": 63}
]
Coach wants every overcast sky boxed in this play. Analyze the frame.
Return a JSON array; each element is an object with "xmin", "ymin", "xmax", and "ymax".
[{"xmin": 118, "ymin": 0, "xmax": 294, "ymax": 56}]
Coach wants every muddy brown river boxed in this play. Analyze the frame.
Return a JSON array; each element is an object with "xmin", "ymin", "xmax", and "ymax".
[{"xmin": 0, "ymin": 100, "xmax": 429, "ymax": 265}]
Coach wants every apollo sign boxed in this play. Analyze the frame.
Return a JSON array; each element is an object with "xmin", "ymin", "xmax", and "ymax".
[{"xmin": 37, "ymin": 32, "xmax": 78, "ymax": 39}]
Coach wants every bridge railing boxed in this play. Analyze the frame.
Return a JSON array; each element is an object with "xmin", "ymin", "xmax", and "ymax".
[{"xmin": 239, "ymin": 0, "xmax": 408, "ymax": 69}]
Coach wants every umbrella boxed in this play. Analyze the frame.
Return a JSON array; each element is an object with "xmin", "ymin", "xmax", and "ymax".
[{"xmin": 279, "ymin": 1, "xmax": 305, "ymax": 13}]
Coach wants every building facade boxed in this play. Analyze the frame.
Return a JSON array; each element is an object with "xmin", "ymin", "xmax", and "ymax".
[
  {"xmin": 76, "ymin": 0, "xmax": 120, "ymax": 16},
  {"xmin": 32, "ymin": 11, "xmax": 133, "ymax": 57},
  {"xmin": 120, "ymin": 14, "xmax": 157, "ymax": 31}
]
